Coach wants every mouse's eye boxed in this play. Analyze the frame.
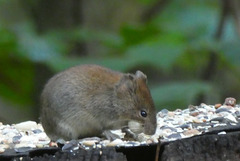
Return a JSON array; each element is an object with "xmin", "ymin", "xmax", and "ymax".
[{"xmin": 140, "ymin": 110, "xmax": 147, "ymax": 117}]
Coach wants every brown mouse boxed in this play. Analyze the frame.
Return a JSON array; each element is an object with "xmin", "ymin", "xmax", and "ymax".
[{"xmin": 40, "ymin": 64, "xmax": 156, "ymax": 141}]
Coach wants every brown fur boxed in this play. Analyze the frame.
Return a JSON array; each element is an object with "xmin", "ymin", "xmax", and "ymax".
[{"xmin": 40, "ymin": 64, "xmax": 156, "ymax": 141}]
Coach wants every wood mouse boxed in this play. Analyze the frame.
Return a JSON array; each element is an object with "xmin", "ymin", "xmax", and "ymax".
[{"xmin": 40, "ymin": 64, "xmax": 157, "ymax": 141}]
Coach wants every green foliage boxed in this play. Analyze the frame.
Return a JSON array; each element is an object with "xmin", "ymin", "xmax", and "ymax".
[
  {"xmin": 120, "ymin": 25, "xmax": 160, "ymax": 47},
  {"xmin": 137, "ymin": 0, "xmax": 158, "ymax": 5},
  {"xmin": 0, "ymin": 27, "xmax": 34, "ymax": 108},
  {"xmin": 0, "ymin": 0, "xmax": 240, "ymax": 116},
  {"xmin": 16, "ymin": 24, "xmax": 64, "ymax": 62},
  {"xmin": 151, "ymin": 81, "xmax": 214, "ymax": 110}
]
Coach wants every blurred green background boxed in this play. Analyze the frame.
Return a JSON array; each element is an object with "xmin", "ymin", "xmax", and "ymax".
[{"xmin": 0, "ymin": 0, "xmax": 240, "ymax": 124}]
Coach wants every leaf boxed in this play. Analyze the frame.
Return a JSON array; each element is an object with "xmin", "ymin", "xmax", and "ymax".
[
  {"xmin": 153, "ymin": 0, "xmax": 219, "ymax": 39},
  {"xmin": 151, "ymin": 81, "xmax": 214, "ymax": 110},
  {"xmin": 15, "ymin": 23, "xmax": 62, "ymax": 62},
  {"xmin": 0, "ymin": 27, "xmax": 18, "ymax": 53},
  {"xmin": 120, "ymin": 24, "xmax": 160, "ymax": 47},
  {"xmin": 137, "ymin": 0, "xmax": 158, "ymax": 5},
  {"xmin": 0, "ymin": 54, "xmax": 34, "ymax": 107},
  {"xmin": 0, "ymin": 26, "xmax": 34, "ymax": 107},
  {"xmin": 125, "ymin": 32, "xmax": 186, "ymax": 71}
]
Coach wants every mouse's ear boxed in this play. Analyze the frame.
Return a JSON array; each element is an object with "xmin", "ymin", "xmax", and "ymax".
[
  {"xmin": 115, "ymin": 74, "xmax": 136, "ymax": 95},
  {"xmin": 135, "ymin": 70, "xmax": 147, "ymax": 82}
]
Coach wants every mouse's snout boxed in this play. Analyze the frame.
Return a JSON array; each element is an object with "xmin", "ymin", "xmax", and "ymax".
[
  {"xmin": 128, "ymin": 120, "xmax": 144, "ymax": 134},
  {"xmin": 143, "ymin": 115, "xmax": 157, "ymax": 135},
  {"xmin": 128, "ymin": 114, "xmax": 157, "ymax": 136}
]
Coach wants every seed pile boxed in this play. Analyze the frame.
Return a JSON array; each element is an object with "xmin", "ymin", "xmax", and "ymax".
[
  {"xmin": 0, "ymin": 97, "xmax": 239, "ymax": 154},
  {"xmin": 155, "ymin": 97, "xmax": 239, "ymax": 142},
  {"xmin": 0, "ymin": 121, "xmax": 50, "ymax": 153}
]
